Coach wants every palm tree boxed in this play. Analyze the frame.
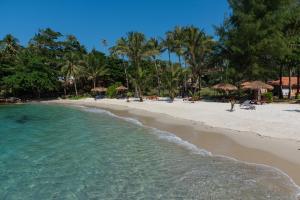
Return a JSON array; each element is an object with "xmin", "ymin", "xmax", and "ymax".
[
  {"xmin": 110, "ymin": 37, "xmax": 130, "ymax": 90},
  {"xmin": 61, "ymin": 52, "xmax": 84, "ymax": 96},
  {"xmin": 147, "ymin": 37, "xmax": 162, "ymax": 96},
  {"xmin": 163, "ymin": 64, "xmax": 182, "ymax": 101},
  {"xmin": 182, "ymin": 26, "xmax": 214, "ymax": 93},
  {"xmin": 0, "ymin": 34, "xmax": 20, "ymax": 58},
  {"xmin": 85, "ymin": 50, "xmax": 109, "ymax": 89},
  {"xmin": 110, "ymin": 32, "xmax": 154, "ymax": 101}
]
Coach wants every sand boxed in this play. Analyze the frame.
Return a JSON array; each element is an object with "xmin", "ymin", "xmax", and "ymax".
[{"xmin": 45, "ymin": 98, "xmax": 300, "ymax": 186}]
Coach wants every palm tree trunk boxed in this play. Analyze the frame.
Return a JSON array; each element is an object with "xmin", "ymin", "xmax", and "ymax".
[
  {"xmin": 154, "ymin": 59, "xmax": 161, "ymax": 96},
  {"xmin": 64, "ymin": 86, "xmax": 67, "ymax": 97},
  {"xmin": 122, "ymin": 57, "xmax": 129, "ymax": 90},
  {"xmin": 124, "ymin": 67, "xmax": 129, "ymax": 90},
  {"xmin": 297, "ymin": 65, "xmax": 300, "ymax": 97},
  {"xmin": 74, "ymin": 78, "xmax": 78, "ymax": 96},
  {"xmin": 178, "ymin": 54, "xmax": 182, "ymax": 68},
  {"xmin": 138, "ymin": 85, "xmax": 143, "ymax": 102},
  {"xmin": 288, "ymin": 66, "xmax": 292, "ymax": 99},
  {"xmin": 93, "ymin": 79, "xmax": 96, "ymax": 89},
  {"xmin": 279, "ymin": 65, "xmax": 283, "ymax": 99}
]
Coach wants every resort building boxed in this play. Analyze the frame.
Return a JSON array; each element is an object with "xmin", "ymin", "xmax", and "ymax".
[{"xmin": 269, "ymin": 77, "xmax": 300, "ymax": 97}]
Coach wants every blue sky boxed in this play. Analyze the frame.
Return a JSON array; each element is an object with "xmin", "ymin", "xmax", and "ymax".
[{"xmin": 0, "ymin": 0, "xmax": 229, "ymax": 53}]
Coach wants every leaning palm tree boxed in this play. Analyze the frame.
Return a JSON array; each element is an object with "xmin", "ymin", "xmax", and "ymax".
[
  {"xmin": 110, "ymin": 32, "xmax": 154, "ymax": 102},
  {"xmin": 61, "ymin": 52, "xmax": 84, "ymax": 96},
  {"xmin": 85, "ymin": 50, "xmax": 109, "ymax": 89}
]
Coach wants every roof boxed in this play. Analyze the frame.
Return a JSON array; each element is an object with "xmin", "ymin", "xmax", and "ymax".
[
  {"xmin": 241, "ymin": 81, "xmax": 274, "ymax": 90},
  {"xmin": 212, "ymin": 83, "xmax": 237, "ymax": 91},
  {"xmin": 269, "ymin": 77, "xmax": 299, "ymax": 87}
]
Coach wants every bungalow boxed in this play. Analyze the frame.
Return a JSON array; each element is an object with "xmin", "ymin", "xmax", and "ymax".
[{"xmin": 269, "ymin": 77, "xmax": 300, "ymax": 97}]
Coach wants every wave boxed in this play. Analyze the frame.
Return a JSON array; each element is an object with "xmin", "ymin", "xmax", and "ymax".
[{"xmin": 77, "ymin": 105, "xmax": 300, "ymax": 198}]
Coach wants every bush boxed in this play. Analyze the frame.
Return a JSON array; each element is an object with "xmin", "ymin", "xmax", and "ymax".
[
  {"xmin": 262, "ymin": 92, "xmax": 273, "ymax": 103},
  {"xmin": 127, "ymin": 91, "xmax": 133, "ymax": 97},
  {"xmin": 106, "ymin": 85, "xmax": 118, "ymax": 98},
  {"xmin": 68, "ymin": 94, "xmax": 91, "ymax": 100},
  {"xmin": 106, "ymin": 82, "xmax": 122, "ymax": 98}
]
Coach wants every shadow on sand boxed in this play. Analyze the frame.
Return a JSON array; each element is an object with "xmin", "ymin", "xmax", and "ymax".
[{"xmin": 283, "ymin": 109, "xmax": 300, "ymax": 113}]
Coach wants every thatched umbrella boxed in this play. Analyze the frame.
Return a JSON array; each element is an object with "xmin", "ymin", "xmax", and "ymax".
[
  {"xmin": 241, "ymin": 81, "xmax": 273, "ymax": 90},
  {"xmin": 212, "ymin": 83, "xmax": 238, "ymax": 92},
  {"xmin": 91, "ymin": 87, "xmax": 107, "ymax": 93},
  {"xmin": 241, "ymin": 81, "xmax": 273, "ymax": 102},
  {"xmin": 116, "ymin": 85, "xmax": 128, "ymax": 91}
]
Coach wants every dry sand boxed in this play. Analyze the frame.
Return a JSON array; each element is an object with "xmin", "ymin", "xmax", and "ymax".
[{"xmin": 45, "ymin": 98, "xmax": 300, "ymax": 186}]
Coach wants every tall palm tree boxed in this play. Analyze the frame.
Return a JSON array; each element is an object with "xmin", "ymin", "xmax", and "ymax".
[
  {"xmin": 182, "ymin": 26, "xmax": 214, "ymax": 93},
  {"xmin": 110, "ymin": 32, "xmax": 154, "ymax": 101},
  {"xmin": 147, "ymin": 37, "xmax": 162, "ymax": 96},
  {"xmin": 85, "ymin": 50, "xmax": 109, "ymax": 89},
  {"xmin": 110, "ymin": 37, "xmax": 130, "ymax": 90},
  {"xmin": 61, "ymin": 52, "xmax": 84, "ymax": 96}
]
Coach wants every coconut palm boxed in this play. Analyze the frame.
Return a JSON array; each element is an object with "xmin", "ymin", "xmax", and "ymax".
[
  {"xmin": 147, "ymin": 37, "xmax": 162, "ymax": 96},
  {"xmin": 61, "ymin": 52, "xmax": 84, "ymax": 96},
  {"xmin": 163, "ymin": 64, "xmax": 182, "ymax": 101},
  {"xmin": 85, "ymin": 50, "xmax": 109, "ymax": 89},
  {"xmin": 182, "ymin": 26, "xmax": 214, "ymax": 93},
  {"xmin": 110, "ymin": 37, "xmax": 130, "ymax": 90},
  {"xmin": 0, "ymin": 34, "xmax": 20, "ymax": 58},
  {"xmin": 110, "ymin": 32, "xmax": 154, "ymax": 101}
]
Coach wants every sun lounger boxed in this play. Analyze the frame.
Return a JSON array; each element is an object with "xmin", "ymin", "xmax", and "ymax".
[{"xmin": 240, "ymin": 100, "xmax": 256, "ymax": 110}]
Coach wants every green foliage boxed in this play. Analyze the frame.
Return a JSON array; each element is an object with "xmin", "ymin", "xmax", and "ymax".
[
  {"xmin": 262, "ymin": 92, "xmax": 274, "ymax": 103},
  {"xmin": 1, "ymin": 2, "xmax": 300, "ymax": 101},
  {"xmin": 68, "ymin": 94, "xmax": 91, "ymax": 100},
  {"xmin": 106, "ymin": 82, "xmax": 122, "ymax": 98}
]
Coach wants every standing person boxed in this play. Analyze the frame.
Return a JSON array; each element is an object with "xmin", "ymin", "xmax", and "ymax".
[{"xmin": 229, "ymin": 97, "xmax": 236, "ymax": 112}]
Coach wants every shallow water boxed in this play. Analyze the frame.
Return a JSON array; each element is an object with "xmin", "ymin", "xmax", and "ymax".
[{"xmin": 0, "ymin": 104, "xmax": 299, "ymax": 200}]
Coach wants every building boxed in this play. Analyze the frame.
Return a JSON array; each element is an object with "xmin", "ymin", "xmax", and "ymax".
[{"xmin": 269, "ymin": 77, "xmax": 299, "ymax": 97}]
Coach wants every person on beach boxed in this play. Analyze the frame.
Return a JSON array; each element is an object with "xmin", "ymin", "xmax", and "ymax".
[{"xmin": 229, "ymin": 97, "xmax": 236, "ymax": 112}]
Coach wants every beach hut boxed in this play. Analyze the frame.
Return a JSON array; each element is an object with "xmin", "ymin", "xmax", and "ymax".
[
  {"xmin": 91, "ymin": 87, "xmax": 107, "ymax": 93},
  {"xmin": 91, "ymin": 87, "xmax": 107, "ymax": 99},
  {"xmin": 116, "ymin": 85, "xmax": 128, "ymax": 98},
  {"xmin": 116, "ymin": 85, "xmax": 128, "ymax": 91},
  {"xmin": 241, "ymin": 81, "xmax": 273, "ymax": 102}
]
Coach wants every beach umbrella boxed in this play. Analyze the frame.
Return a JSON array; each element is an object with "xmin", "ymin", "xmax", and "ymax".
[
  {"xmin": 240, "ymin": 81, "xmax": 251, "ymax": 87},
  {"xmin": 91, "ymin": 87, "xmax": 107, "ymax": 93},
  {"xmin": 241, "ymin": 81, "xmax": 274, "ymax": 90},
  {"xmin": 116, "ymin": 85, "xmax": 128, "ymax": 91},
  {"xmin": 241, "ymin": 81, "xmax": 273, "ymax": 102},
  {"xmin": 212, "ymin": 83, "xmax": 238, "ymax": 92}
]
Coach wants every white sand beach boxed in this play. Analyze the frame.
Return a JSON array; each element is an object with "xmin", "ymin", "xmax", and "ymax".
[{"xmin": 56, "ymin": 98, "xmax": 300, "ymax": 141}]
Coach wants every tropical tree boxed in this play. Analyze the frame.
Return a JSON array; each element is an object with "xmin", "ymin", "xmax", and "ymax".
[
  {"xmin": 85, "ymin": 49, "xmax": 109, "ymax": 89},
  {"xmin": 110, "ymin": 32, "xmax": 154, "ymax": 101},
  {"xmin": 182, "ymin": 26, "xmax": 214, "ymax": 92},
  {"xmin": 61, "ymin": 52, "xmax": 84, "ymax": 96},
  {"xmin": 162, "ymin": 64, "xmax": 182, "ymax": 101},
  {"xmin": 147, "ymin": 37, "xmax": 162, "ymax": 96}
]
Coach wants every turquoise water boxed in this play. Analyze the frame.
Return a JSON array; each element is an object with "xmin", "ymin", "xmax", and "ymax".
[{"xmin": 0, "ymin": 104, "xmax": 299, "ymax": 200}]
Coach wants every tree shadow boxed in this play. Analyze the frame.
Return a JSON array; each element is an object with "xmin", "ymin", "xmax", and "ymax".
[{"xmin": 283, "ymin": 109, "xmax": 300, "ymax": 113}]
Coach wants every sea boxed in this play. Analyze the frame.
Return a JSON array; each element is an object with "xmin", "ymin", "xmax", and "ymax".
[{"xmin": 0, "ymin": 103, "xmax": 299, "ymax": 199}]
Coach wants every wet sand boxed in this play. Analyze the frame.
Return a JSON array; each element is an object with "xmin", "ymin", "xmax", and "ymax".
[{"xmin": 45, "ymin": 100, "xmax": 300, "ymax": 188}]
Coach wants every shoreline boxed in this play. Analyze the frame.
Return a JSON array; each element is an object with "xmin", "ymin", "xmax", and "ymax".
[{"xmin": 44, "ymin": 99, "xmax": 300, "ymax": 188}]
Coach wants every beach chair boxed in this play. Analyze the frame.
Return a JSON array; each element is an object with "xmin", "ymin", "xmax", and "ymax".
[{"xmin": 240, "ymin": 100, "xmax": 256, "ymax": 110}]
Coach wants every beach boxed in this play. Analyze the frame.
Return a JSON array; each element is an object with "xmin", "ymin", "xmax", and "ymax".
[{"xmin": 46, "ymin": 98, "xmax": 300, "ymax": 187}]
